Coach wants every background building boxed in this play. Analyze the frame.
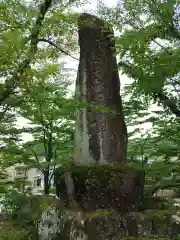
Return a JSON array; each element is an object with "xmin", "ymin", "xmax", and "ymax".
[{"xmin": 0, "ymin": 163, "xmax": 55, "ymax": 194}]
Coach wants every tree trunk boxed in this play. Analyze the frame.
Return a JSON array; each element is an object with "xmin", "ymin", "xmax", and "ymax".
[{"xmin": 44, "ymin": 170, "xmax": 50, "ymax": 195}]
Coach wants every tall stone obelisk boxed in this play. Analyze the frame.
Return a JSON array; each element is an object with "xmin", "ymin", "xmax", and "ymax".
[{"xmin": 74, "ymin": 13, "xmax": 127, "ymax": 164}]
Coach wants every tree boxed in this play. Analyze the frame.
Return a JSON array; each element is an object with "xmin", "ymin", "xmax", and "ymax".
[
  {"xmin": 98, "ymin": 0, "xmax": 180, "ymax": 118},
  {"xmin": 2, "ymin": 76, "xmax": 75, "ymax": 194},
  {"xmin": 0, "ymin": 0, "xmax": 82, "ymax": 194},
  {"xmin": 96, "ymin": 2, "xmax": 180, "ymax": 235},
  {"xmin": 0, "ymin": 0, "xmax": 79, "ymax": 105},
  {"xmin": 97, "ymin": 0, "xmax": 180, "ymax": 177}
]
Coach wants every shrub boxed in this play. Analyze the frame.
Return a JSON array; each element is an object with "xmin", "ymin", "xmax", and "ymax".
[
  {"xmin": 173, "ymin": 235, "xmax": 180, "ymax": 240},
  {"xmin": 0, "ymin": 221, "xmax": 28, "ymax": 240},
  {"xmin": 121, "ymin": 237, "xmax": 171, "ymax": 240}
]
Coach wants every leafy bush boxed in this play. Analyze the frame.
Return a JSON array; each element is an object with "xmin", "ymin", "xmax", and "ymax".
[
  {"xmin": 1, "ymin": 189, "xmax": 50, "ymax": 222},
  {"xmin": 1, "ymin": 189, "xmax": 55, "ymax": 239},
  {"xmin": 121, "ymin": 237, "xmax": 171, "ymax": 240},
  {"xmin": 173, "ymin": 235, "xmax": 180, "ymax": 240},
  {"xmin": 0, "ymin": 189, "xmax": 48, "ymax": 239},
  {"xmin": 0, "ymin": 190, "xmax": 28, "ymax": 219},
  {"xmin": 0, "ymin": 221, "xmax": 28, "ymax": 240}
]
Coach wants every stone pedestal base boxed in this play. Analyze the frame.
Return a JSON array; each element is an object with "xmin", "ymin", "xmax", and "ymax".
[
  {"xmin": 54, "ymin": 165, "xmax": 144, "ymax": 239},
  {"xmin": 54, "ymin": 210, "xmax": 125, "ymax": 240},
  {"xmin": 86, "ymin": 211, "xmax": 125, "ymax": 240}
]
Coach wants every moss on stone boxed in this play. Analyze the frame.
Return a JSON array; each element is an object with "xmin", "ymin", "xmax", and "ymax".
[
  {"xmin": 55, "ymin": 163, "xmax": 129, "ymax": 188},
  {"xmin": 55, "ymin": 164, "xmax": 144, "ymax": 211}
]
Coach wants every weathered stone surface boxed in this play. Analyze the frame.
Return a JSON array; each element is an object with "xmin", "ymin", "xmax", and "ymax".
[
  {"xmin": 74, "ymin": 13, "xmax": 128, "ymax": 164},
  {"xmin": 54, "ymin": 164, "xmax": 145, "ymax": 240},
  {"xmin": 85, "ymin": 211, "xmax": 125, "ymax": 240},
  {"xmin": 55, "ymin": 165, "xmax": 145, "ymax": 212}
]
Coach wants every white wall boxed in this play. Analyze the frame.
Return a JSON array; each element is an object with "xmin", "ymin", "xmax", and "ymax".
[{"xmin": 1, "ymin": 164, "xmax": 55, "ymax": 194}]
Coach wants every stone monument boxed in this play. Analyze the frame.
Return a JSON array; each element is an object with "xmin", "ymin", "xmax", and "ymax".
[
  {"xmin": 54, "ymin": 13, "xmax": 144, "ymax": 240},
  {"xmin": 74, "ymin": 13, "xmax": 128, "ymax": 164}
]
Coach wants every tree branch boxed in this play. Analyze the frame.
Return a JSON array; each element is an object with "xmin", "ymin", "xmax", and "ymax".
[
  {"xmin": 48, "ymin": 171, "xmax": 54, "ymax": 185},
  {"xmin": 0, "ymin": 0, "xmax": 53, "ymax": 103},
  {"xmin": 140, "ymin": 134, "xmax": 149, "ymax": 164},
  {"xmin": 119, "ymin": 61, "xmax": 180, "ymax": 118},
  {"xmin": 119, "ymin": 9, "xmax": 180, "ymax": 117},
  {"xmin": 0, "ymin": 25, "xmax": 23, "ymax": 33},
  {"xmin": 24, "ymin": 146, "xmax": 45, "ymax": 174},
  {"xmin": 0, "ymin": 105, "xmax": 12, "ymax": 123},
  {"xmin": 37, "ymin": 38, "xmax": 78, "ymax": 60},
  {"xmin": 157, "ymin": 91, "xmax": 180, "ymax": 118}
]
